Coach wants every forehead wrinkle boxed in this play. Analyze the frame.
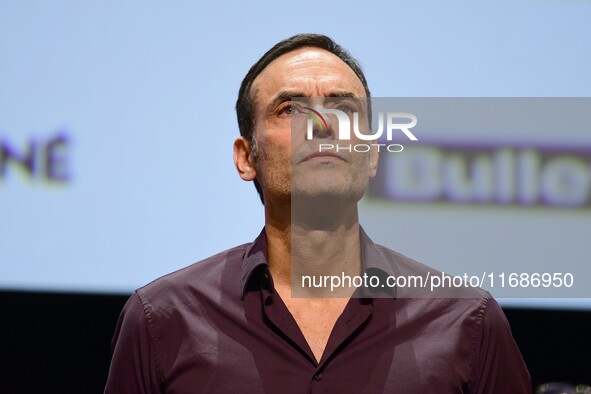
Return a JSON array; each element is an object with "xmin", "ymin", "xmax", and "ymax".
[
  {"xmin": 251, "ymin": 48, "xmax": 366, "ymax": 121},
  {"xmin": 255, "ymin": 50, "xmax": 360, "ymax": 90}
]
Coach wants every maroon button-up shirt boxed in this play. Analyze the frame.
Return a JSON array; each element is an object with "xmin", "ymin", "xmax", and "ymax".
[{"xmin": 105, "ymin": 228, "xmax": 531, "ymax": 393}]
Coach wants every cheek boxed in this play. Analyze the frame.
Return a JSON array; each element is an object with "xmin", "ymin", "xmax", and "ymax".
[
  {"xmin": 259, "ymin": 131, "xmax": 292, "ymax": 157},
  {"xmin": 255, "ymin": 134, "xmax": 292, "ymax": 173}
]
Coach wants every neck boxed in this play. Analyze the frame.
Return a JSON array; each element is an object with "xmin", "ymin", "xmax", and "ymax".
[{"xmin": 265, "ymin": 197, "xmax": 362, "ymax": 297}]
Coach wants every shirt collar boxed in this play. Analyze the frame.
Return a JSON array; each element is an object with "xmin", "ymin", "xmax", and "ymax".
[
  {"xmin": 241, "ymin": 228, "xmax": 269, "ymax": 298},
  {"xmin": 241, "ymin": 226, "xmax": 397, "ymax": 298},
  {"xmin": 358, "ymin": 226, "xmax": 398, "ymax": 298}
]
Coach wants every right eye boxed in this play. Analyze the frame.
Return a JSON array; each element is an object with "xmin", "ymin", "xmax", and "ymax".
[
  {"xmin": 278, "ymin": 102, "xmax": 304, "ymax": 116},
  {"xmin": 279, "ymin": 104, "xmax": 293, "ymax": 115},
  {"xmin": 278, "ymin": 102, "xmax": 297, "ymax": 116}
]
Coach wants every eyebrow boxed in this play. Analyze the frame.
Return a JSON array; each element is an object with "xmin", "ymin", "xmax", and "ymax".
[
  {"xmin": 266, "ymin": 90, "xmax": 359, "ymax": 112},
  {"xmin": 267, "ymin": 90, "xmax": 306, "ymax": 111}
]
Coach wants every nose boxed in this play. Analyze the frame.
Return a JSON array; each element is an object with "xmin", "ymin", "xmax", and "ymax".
[
  {"xmin": 304, "ymin": 107, "xmax": 337, "ymax": 140},
  {"xmin": 311, "ymin": 118, "xmax": 336, "ymax": 139}
]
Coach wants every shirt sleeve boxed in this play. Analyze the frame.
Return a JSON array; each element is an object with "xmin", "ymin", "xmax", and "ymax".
[
  {"xmin": 470, "ymin": 297, "xmax": 532, "ymax": 394},
  {"xmin": 104, "ymin": 292, "xmax": 162, "ymax": 394}
]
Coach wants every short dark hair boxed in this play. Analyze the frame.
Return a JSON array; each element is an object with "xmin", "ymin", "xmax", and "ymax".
[{"xmin": 235, "ymin": 33, "xmax": 371, "ymax": 204}]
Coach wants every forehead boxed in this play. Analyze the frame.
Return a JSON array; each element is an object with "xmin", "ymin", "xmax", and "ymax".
[{"xmin": 251, "ymin": 47, "xmax": 366, "ymax": 107}]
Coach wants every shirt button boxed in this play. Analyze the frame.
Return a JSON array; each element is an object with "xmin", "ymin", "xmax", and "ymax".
[
  {"xmin": 314, "ymin": 372, "xmax": 323, "ymax": 381},
  {"xmin": 260, "ymin": 272, "xmax": 270, "ymax": 287}
]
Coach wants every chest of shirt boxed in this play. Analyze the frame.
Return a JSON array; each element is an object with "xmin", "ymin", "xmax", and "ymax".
[{"xmin": 154, "ymin": 296, "xmax": 474, "ymax": 393}]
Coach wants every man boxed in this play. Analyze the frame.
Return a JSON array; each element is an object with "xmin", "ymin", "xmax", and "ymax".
[{"xmin": 105, "ymin": 34, "xmax": 531, "ymax": 393}]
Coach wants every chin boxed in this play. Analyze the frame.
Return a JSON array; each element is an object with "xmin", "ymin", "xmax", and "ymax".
[{"xmin": 292, "ymin": 184, "xmax": 366, "ymax": 205}]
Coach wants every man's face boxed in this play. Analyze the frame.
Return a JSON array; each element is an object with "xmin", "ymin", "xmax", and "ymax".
[{"xmin": 249, "ymin": 47, "xmax": 378, "ymax": 206}]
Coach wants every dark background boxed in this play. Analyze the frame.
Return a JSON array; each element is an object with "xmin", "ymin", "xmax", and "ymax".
[{"xmin": 0, "ymin": 291, "xmax": 589, "ymax": 393}]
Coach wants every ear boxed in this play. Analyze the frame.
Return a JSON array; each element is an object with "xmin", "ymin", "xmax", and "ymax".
[
  {"xmin": 369, "ymin": 145, "xmax": 379, "ymax": 178},
  {"xmin": 233, "ymin": 136, "xmax": 257, "ymax": 181}
]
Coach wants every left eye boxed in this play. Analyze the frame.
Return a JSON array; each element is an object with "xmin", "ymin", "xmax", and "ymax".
[
  {"xmin": 279, "ymin": 104, "xmax": 293, "ymax": 115},
  {"xmin": 279, "ymin": 103, "xmax": 307, "ymax": 116},
  {"xmin": 338, "ymin": 105, "xmax": 356, "ymax": 114}
]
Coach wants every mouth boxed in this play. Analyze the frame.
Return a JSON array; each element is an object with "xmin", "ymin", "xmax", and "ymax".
[{"xmin": 298, "ymin": 152, "xmax": 346, "ymax": 164}]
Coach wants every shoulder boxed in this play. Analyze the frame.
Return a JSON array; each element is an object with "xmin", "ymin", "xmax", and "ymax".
[
  {"xmin": 369, "ymin": 242, "xmax": 505, "ymax": 352},
  {"xmin": 133, "ymin": 243, "xmax": 250, "ymax": 314},
  {"xmin": 108, "ymin": 243, "xmax": 255, "ymax": 386},
  {"xmin": 374, "ymin": 242, "xmax": 509, "ymax": 332},
  {"xmin": 373, "ymin": 243, "xmax": 489, "ymax": 300},
  {"xmin": 371, "ymin": 244, "xmax": 530, "ymax": 390}
]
